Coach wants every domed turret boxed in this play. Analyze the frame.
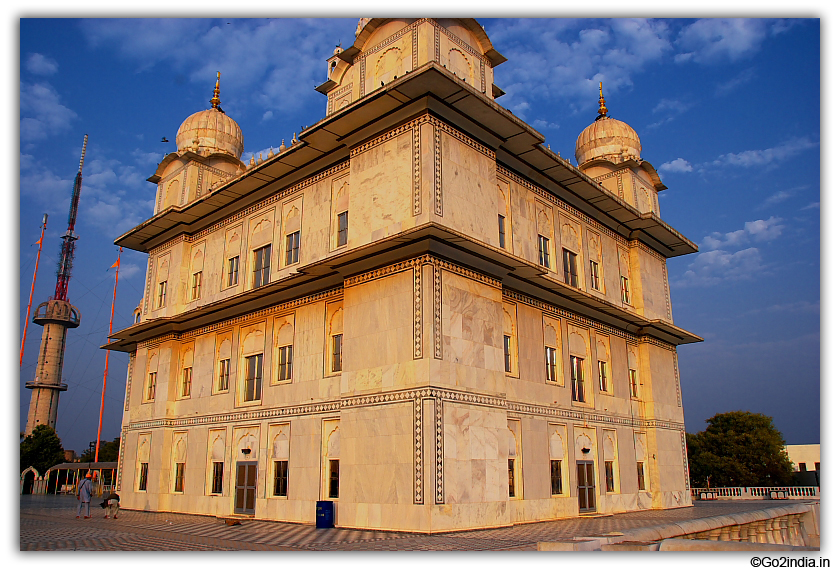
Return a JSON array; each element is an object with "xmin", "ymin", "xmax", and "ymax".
[
  {"xmin": 175, "ymin": 72, "xmax": 244, "ymax": 159},
  {"xmin": 575, "ymin": 83, "xmax": 641, "ymax": 166}
]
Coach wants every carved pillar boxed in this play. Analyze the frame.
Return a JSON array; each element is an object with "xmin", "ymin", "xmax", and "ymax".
[
  {"xmin": 779, "ymin": 516, "xmax": 790, "ymax": 545},
  {"xmin": 718, "ymin": 526, "xmax": 731, "ymax": 541},
  {"xmin": 771, "ymin": 518, "xmax": 783, "ymax": 544},
  {"xmin": 708, "ymin": 528, "xmax": 722, "ymax": 541}
]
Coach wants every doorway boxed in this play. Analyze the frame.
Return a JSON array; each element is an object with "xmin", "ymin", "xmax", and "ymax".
[
  {"xmin": 577, "ymin": 460, "xmax": 596, "ymax": 513},
  {"xmin": 234, "ymin": 461, "xmax": 257, "ymax": 515}
]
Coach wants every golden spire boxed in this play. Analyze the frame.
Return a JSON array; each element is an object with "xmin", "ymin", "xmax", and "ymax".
[
  {"xmin": 210, "ymin": 72, "xmax": 221, "ymax": 109},
  {"xmin": 598, "ymin": 81, "xmax": 608, "ymax": 118}
]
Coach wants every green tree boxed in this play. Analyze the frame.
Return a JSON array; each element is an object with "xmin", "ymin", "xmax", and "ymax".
[
  {"xmin": 80, "ymin": 436, "xmax": 120, "ymax": 462},
  {"xmin": 687, "ymin": 411, "xmax": 794, "ymax": 487},
  {"xmin": 20, "ymin": 425, "xmax": 65, "ymax": 474}
]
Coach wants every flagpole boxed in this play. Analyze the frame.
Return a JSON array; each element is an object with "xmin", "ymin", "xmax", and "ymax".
[
  {"xmin": 20, "ymin": 214, "xmax": 48, "ymax": 367},
  {"xmin": 95, "ymin": 247, "xmax": 121, "ymax": 463}
]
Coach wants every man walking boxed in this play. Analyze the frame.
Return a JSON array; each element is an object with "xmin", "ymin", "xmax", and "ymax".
[
  {"xmin": 75, "ymin": 472, "xmax": 96, "ymax": 519},
  {"xmin": 103, "ymin": 491, "xmax": 120, "ymax": 519}
]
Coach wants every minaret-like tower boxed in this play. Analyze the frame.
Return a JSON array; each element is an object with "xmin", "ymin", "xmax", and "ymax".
[{"xmin": 24, "ymin": 136, "xmax": 87, "ymax": 435}]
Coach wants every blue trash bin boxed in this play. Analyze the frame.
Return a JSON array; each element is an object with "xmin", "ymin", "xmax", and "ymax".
[{"xmin": 316, "ymin": 500, "xmax": 335, "ymax": 528}]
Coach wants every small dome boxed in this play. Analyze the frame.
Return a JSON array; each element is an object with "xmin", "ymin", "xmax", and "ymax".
[
  {"xmin": 175, "ymin": 73, "xmax": 244, "ymax": 159},
  {"xmin": 574, "ymin": 83, "xmax": 641, "ymax": 166}
]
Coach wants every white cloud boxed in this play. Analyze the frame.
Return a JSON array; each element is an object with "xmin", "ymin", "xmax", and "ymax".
[
  {"xmin": 118, "ymin": 262, "xmax": 142, "ymax": 280},
  {"xmin": 744, "ymin": 300, "xmax": 819, "ymax": 315},
  {"xmin": 758, "ymin": 186, "xmax": 807, "ymax": 209},
  {"xmin": 701, "ymin": 216, "xmax": 784, "ymax": 250},
  {"xmin": 744, "ymin": 216, "xmax": 785, "ymax": 241},
  {"xmin": 532, "ymin": 119, "xmax": 561, "ymax": 130},
  {"xmin": 659, "ymin": 158, "xmax": 693, "ymax": 173},
  {"xmin": 705, "ymin": 137, "xmax": 817, "ymax": 169},
  {"xmin": 715, "ymin": 67, "xmax": 757, "ymax": 96},
  {"xmin": 262, "ymin": 110, "xmax": 274, "ymax": 121},
  {"xmin": 25, "ymin": 53, "xmax": 58, "ymax": 76},
  {"xmin": 20, "ymin": 82, "xmax": 78, "ymax": 142},
  {"xmin": 801, "ymin": 202, "xmax": 819, "ymax": 211},
  {"xmin": 675, "ymin": 19, "xmax": 773, "ymax": 64}
]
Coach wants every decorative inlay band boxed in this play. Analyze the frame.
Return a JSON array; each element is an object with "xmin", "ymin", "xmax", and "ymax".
[
  {"xmin": 630, "ymin": 239, "xmax": 665, "ymax": 261},
  {"xmin": 351, "ymin": 115, "xmax": 431, "ymax": 158},
  {"xmin": 681, "ymin": 429, "xmax": 690, "ymax": 489},
  {"xmin": 434, "ymin": 396, "xmax": 444, "ymax": 504},
  {"xmin": 414, "ymin": 396, "xmax": 423, "ymax": 504},
  {"xmin": 428, "ymin": 19, "xmax": 490, "ymax": 65},
  {"xmin": 433, "ymin": 263, "xmax": 442, "ymax": 359},
  {"xmin": 434, "ymin": 123, "xmax": 442, "ymax": 216},
  {"xmin": 673, "ymin": 350, "xmax": 683, "ymax": 407},
  {"xmin": 142, "ymin": 257, "xmax": 153, "ymax": 315},
  {"xmin": 434, "ymin": 24, "xmax": 440, "ymax": 63},
  {"xmin": 438, "ymin": 120, "xmax": 495, "ymax": 159},
  {"xmin": 497, "ymin": 165, "xmax": 626, "ymax": 246},
  {"xmin": 136, "ymin": 287, "xmax": 343, "ymax": 349},
  {"xmin": 639, "ymin": 335, "xmax": 677, "ymax": 351},
  {"xmin": 412, "ymin": 26, "xmax": 418, "ymax": 70},
  {"xmin": 360, "ymin": 57, "xmax": 366, "ymax": 98},
  {"xmin": 116, "ymin": 428, "xmax": 125, "ymax": 491},
  {"xmin": 328, "ymin": 83, "xmax": 353, "ymax": 115},
  {"xmin": 355, "ymin": 19, "xmax": 419, "ymax": 62},
  {"xmin": 414, "ymin": 264, "xmax": 423, "ymax": 359},
  {"xmin": 413, "ymin": 125, "xmax": 422, "ymax": 216},
  {"xmin": 124, "ymin": 353, "xmax": 135, "ymax": 412}
]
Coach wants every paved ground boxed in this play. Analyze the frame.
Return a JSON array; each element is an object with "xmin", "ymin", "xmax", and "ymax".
[{"xmin": 20, "ymin": 495, "xmax": 816, "ymax": 551}]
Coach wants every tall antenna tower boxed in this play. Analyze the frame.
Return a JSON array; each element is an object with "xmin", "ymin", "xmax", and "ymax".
[{"xmin": 24, "ymin": 135, "xmax": 87, "ymax": 436}]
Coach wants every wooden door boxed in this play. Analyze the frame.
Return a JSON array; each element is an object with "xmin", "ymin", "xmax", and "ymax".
[
  {"xmin": 577, "ymin": 460, "xmax": 596, "ymax": 512},
  {"xmin": 234, "ymin": 461, "xmax": 257, "ymax": 514}
]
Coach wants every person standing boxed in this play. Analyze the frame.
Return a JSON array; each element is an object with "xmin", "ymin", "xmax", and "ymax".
[
  {"xmin": 76, "ymin": 472, "xmax": 95, "ymax": 519},
  {"xmin": 103, "ymin": 491, "xmax": 120, "ymax": 519}
]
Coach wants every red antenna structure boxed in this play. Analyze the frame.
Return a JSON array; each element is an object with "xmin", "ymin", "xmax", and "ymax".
[{"xmin": 54, "ymin": 134, "xmax": 87, "ymax": 301}]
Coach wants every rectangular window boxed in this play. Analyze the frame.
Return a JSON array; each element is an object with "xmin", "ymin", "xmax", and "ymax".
[
  {"xmin": 181, "ymin": 367, "xmax": 192, "ymax": 398},
  {"xmin": 598, "ymin": 360, "xmax": 609, "ymax": 392},
  {"xmin": 620, "ymin": 276, "xmax": 631, "ymax": 304},
  {"xmin": 562, "ymin": 249, "xmax": 578, "ymax": 287},
  {"xmin": 174, "ymin": 462, "xmax": 185, "ymax": 493},
  {"xmin": 331, "ymin": 334, "xmax": 343, "ymax": 373},
  {"xmin": 799, "ymin": 462, "xmax": 807, "ymax": 472},
  {"xmin": 538, "ymin": 235, "xmax": 551, "ymax": 268},
  {"xmin": 157, "ymin": 281, "xmax": 167, "ymax": 308},
  {"xmin": 227, "ymin": 256, "xmax": 240, "ymax": 287},
  {"xmin": 508, "ymin": 458, "xmax": 516, "ymax": 498},
  {"xmin": 285, "ymin": 231, "xmax": 300, "ymax": 265},
  {"xmin": 590, "ymin": 260, "xmax": 600, "ymax": 290},
  {"xmin": 605, "ymin": 460, "xmax": 615, "ymax": 493},
  {"xmin": 571, "ymin": 355, "xmax": 585, "ymax": 402},
  {"xmin": 629, "ymin": 369, "xmax": 639, "ymax": 398},
  {"xmin": 545, "ymin": 346, "xmax": 557, "ymax": 382},
  {"xmin": 138, "ymin": 462, "xmax": 149, "ymax": 491},
  {"xmin": 253, "ymin": 245, "xmax": 271, "ymax": 288},
  {"xmin": 815, "ymin": 462, "xmax": 821, "ymax": 471},
  {"xmin": 498, "ymin": 215, "xmax": 506, "ymax": 248},
  {"xmin": 328, "ymin": 459, "xmax": 340, "ymax": 499},
  {"xmin": 146, "ymin": 372, "xmax": 157, "ymax": 401},
  {"xmin": 274, "ymin": 460, "xmax": 289, "ymax": 497},
  {"xmin": 277, "ymin": 345, "xmax": 293, "ymax": 382},
  {"xmin": 191, "ymin": 271, "xmax": 202, "ymax": 300},
  {"xmin": 218, "ymin": 359, "xmax": 230, "ymax": 392},
  {"xmin": 550, "ymin": 459, "xmax": 563, "ymax": 495},
  {"xmin": 637, "ymin": 461, "xmax": 646, "ymax": 491},
  {"xmin": 503, "ymin": 335, "xmax": 512, "ymax": 373},
  {"xmin": 244, "ymin": 354, "xmax": 263, "ymax": 402},
  {"xmin": 336, "ymin": 211, "xmax": 348, "ymax": 247},
  {"xmin": 212, "ymin": 462, "xmax": 224, "ymax": 494}
]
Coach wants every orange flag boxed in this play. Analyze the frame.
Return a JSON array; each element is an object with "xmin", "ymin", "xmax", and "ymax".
[{"xmin": 110, "ymin": 257, "xmax": 120, "ymax": 269}]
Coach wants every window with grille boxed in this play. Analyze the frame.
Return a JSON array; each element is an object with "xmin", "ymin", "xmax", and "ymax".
[
  {"xmin": 191, "ymin": 271, "xmax": 202, "ymax": 300},
  {"xmin": 498, "ymin": 215, "xmax": 506, "ymax": 248},
  {"xmin": 181, "ymin": 367, "xmax": 192, "ymax": 398},
  {"xmin": 562, "ymin": 249, "xmax": 578, "ymax": 287},
  {"xmin": 331, "ymin": 334, "xmax": 343, "ymax": 373},
  {"xmin": 146, "ymin": 372, "xmax": 157, "ymax": 401},
  {"xmin": 550, "ymin": 459, "xmax": 563, "ymax": 495},
  {"xmin": 157, "ymin": 281, "xmax": 167, "ymax": 308},
  {"xmin": 620, "ymin": 276, "xmax": 631, "ymax": 304},
  {"xmin": 590, "ymin": 260, "xmax": 600, "ymax": 290},
  {"xmin": 138, "ymin": 463, "xmax": 149, "ymax": 491},
  {"xmin": 277, "ymin": 345, "xmax": 293, "ymax": 381},
  {"xmin": 212, "ymin": 462, "xmax": 224, "ymax": 494},
  {"xmin": 218, "ymin": 359, "xmax": 230, "ymax": 392},
  {"xmin": 605, "ymin": 461, "xmax": 615, "ymax": 493},
  {"xmin": 538, "ymin": 235, "xmax": 551, "ymax": 268},
  {"xmin": 285, "ymin": 231, "xmax": 300, "ymax": 265},
  {"xmin": 227, "ymin": 256, "xmax": 239, "ymax": 286},
  {"xmin": 571, "ymin": 355, "xmax": 585, "ymax": 402},
  {"xmin": 274, "ymin": 461, "xmax": 289, "ymax": 497},
  {"xmin": 508, "ymin": 459, "xmax": 516, "ymax": 498},
  {"xmin": 545, "ymin": 346, "xmax": 557, "ymax": 382},
  {"xmin": 629, "ymin": 369, "xmax": 639, "ymax": 398},
  {"xmin": 328, "ymin": 459, "xmax": 339, "ymax": 498},
  {"xmin": 174, "ymin": 462, "xmax": 185, "ymax": 492},
  {"xmin": 336, "ymin": 212, "xmax": 348, "ymax": 247},
  {"xmin": 636, "ymin": 461, "xmax": 646, "ymax": 491},
  {"xmin": 244, "ymin": 354, "xmax": 263, "ymax": 402},
  {"xmin": 504, "ymin": 335, "xmax": 512, "ymax": 373},
  {"xmin": 598, "ymin": 360, "xmax": 609, "ymax": 392},
  {"xmin": 253, "ymin": 245, "xmax": 271, "ymax": 288}
]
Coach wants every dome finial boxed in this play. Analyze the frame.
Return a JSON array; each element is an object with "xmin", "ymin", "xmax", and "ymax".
[
  {"xmin": 598, "ymin": 81, "xmax": 608, "ymax": 118},
  {"xmin": 210, "ymin": 72, "xmax": 222, "ymax": 110}
]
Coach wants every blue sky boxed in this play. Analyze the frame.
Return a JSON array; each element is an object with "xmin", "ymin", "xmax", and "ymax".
[{"xmin": 17, "ymin": 17, "xmax": 821, "ymax": 454}]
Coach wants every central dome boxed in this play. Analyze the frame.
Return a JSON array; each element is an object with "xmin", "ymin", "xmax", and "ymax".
[
  {"xmin": 175, "ymin": 73, "xmax": 244, "ymax": 159},
  {"xmin": 574, "ymin": 84, "xmax": 641, "ymax": 166}
]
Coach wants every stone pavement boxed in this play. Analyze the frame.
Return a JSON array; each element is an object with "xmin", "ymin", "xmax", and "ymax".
[{"xmin": 20, "ymin": 495, "xmax": 817, "ymax": 551}]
